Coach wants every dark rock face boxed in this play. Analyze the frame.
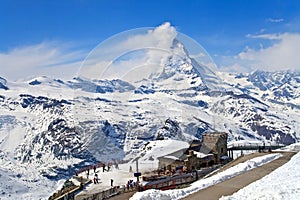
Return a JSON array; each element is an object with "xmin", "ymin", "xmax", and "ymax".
[
  {"xmin": 0, "ymin": 77, "xmax": 8, "ymax": 90},
  {"xmin": 19, "ymin": 94, "xmax": 71, "ymax": 109},
  {"xmin": 250, "ymin": 124, "xmax": 296, "ymax": 145},
  {"xmin": 156, "ymin": 118, "xmax": 184, "ymax": 140},
  {"xmin": 29, "ymin": 80, "xmax": 42, "ymax": 85},
  {"xmin": 135, "ymin": 85, "xmax": 156, "ymax": 94},
  {"xmin": 68, "ymin": 77, "xmax": 135, "ymax": 93}
]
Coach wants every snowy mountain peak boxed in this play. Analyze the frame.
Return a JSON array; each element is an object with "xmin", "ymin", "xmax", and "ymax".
[
  {"xmin": 0, "ymin": 76, "xmax": 9, "ymax": 90},
  {"xmin": 248, "ymin": 70, "xmax": 300, "ymax": 92},
  {"xmin": 77, "ymin": 23, "xmax": 222, "ymax": 92},
  {"xmin": 27, "ymin": 76, "xmax": 65, "ymax": 86},
  {"xmin": 154, "ymin": 35, "xmax": 224, "ymax": 91}
]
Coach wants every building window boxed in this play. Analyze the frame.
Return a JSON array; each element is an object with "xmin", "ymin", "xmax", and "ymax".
[{"xmin": 221, "ymin": 148, "xmax": 224, "ymax": 153}]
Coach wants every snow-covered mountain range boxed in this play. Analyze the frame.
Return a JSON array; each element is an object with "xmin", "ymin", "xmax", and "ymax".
[{"xmin": 0, "ymin": 36, "xmax": 299, "ymax": 198}]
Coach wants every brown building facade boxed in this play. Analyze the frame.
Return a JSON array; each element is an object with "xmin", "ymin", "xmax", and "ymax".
[
  {"xmin": 202, "ymin": 132, "xmax": 228, "ymax": 163},
  {"xmin": 158, "ymin": 132, "xmax": 228, "ymax": 172}
]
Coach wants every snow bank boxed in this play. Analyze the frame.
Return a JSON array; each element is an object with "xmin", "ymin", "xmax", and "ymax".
[
  {"xmin": 130, "ymin": 153, "xmax": 282, "ymax": 200},
  {"xmin": 278, "ymin": 142, "xmax": 300, "ymax": 152},
  {"xmin": 220, "ymin": 151, "xmax": 300, "ymax": 200},
  {"xmin": 0, "ymin": 168, "xmax": 61, "ymax": 200}
]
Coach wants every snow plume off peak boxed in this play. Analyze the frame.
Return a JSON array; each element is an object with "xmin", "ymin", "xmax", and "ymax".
[
  {"xmin": 146, "ymin": 22, "xmax": 177, "ymax": 50},
  {"xmin": 78, "ymin": 22, "xmax": 214, "ymax": 86},
  {"xmin": 79, "ymin": 22, "xmax": 179, "ymax": 81}
]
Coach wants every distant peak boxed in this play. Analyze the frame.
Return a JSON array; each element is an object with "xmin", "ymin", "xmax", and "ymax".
[{"xmin": 0, "ymin": 76, "xmax": 9, "ymax": 90}]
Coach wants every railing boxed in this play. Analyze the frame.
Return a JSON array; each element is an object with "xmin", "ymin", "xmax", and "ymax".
[
  {"xmin": 49, "ymin": 177, "xmax": 91, "ymax": 200},
  {"xmin": 227, "ymin": 143, "xmax": 285, "ymax": 151},
  {"xmin": 75, "ymin": 186, "xmax": 119, "ymax": 200},
  {"xmin": 75, "ymin": 160, "xmax": 127, "ymax": 175},
  {"xmin": 76, "ymin": 162, "xmax": 104, "ymax": 175},
  {"xmin": 140, "ymin": 167, "xmax": 218, "ymax": 191}
]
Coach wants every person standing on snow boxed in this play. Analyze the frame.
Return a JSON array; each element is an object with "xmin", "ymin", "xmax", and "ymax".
[
  {"xmin": 95, "ymin": 173, "xmax": 99, "ymax": 183},
  {"xmin": 103, "ymin": 163, "xmax": 106, "ymax": 172}
]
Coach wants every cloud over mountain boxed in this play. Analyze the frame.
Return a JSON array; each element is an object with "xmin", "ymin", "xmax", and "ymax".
[
  {"xmin": 221, "ymin": 33, "xmax": 300, "ymax": 72},
  {"xmin": 0, "ymin": 42, "xmax": 85, "ymax": 80},
  {"xmin": 79, "ymin": 22, "xmax": 182, "ymax": 80},
  {"xmin": 239, "ymin": 33, "xmax": 300, "ymax": 71}
]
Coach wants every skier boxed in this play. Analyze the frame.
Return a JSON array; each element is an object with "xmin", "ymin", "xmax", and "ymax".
[
  {"xmin": 111, "ymin": 179, "xmax": 113, "ymax": 187},
  {"xmin": 93, "ymin": 165, "xmax": 96, "ymax": 173},
  {"xmin": 103, "ymin": 163, "xmax": 106, "ymax": 172}
]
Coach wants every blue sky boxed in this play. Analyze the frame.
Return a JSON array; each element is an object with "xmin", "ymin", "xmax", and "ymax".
[{"xmin": 1, "ymin": 0, "xmax": 300, "ymax": 79}]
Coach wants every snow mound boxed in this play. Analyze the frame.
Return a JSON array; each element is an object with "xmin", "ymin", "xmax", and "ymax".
[{"xmin": 279, "ymin": 142, "xmax": 300, "ymax": 152}]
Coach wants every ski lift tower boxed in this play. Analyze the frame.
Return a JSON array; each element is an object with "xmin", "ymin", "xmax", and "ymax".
[{"xmin": 134, "ymin": 158, "xmax": 141, "ymax": 185}]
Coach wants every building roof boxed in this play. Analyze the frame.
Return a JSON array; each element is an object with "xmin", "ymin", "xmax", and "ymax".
[
  {"xmin": 194, "ymin": 151, "xmax": 213, "ymax": 159},
  {"xmin": 158, "ymin": 148, "xmax": 188, "ymax": 161},
  {"xmin": 164, "ymin": 155, "xmax": 180, "ymax": 160}
]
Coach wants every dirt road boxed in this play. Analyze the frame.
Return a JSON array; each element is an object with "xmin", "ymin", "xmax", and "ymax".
[{"xmin": 108, "ymin": 191, "xmax": 136, "ymax": 200}]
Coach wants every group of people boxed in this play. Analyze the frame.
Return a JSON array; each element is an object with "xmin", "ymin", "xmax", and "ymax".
[
  {"xmin": 120, "ymin": 179, "xmax": 138, "ymax": 192},
  {"xmin": 102, "ymin": 160, "xmax": 119, "ymax": 172},
  {"xmin": 102, "ymin": 163, "xmax": 109, "ymax": 172},
  {"xmin": 89, "ymin": 162, "xmax": 119, "ymax": 185},
  {"xmin": 76, "ymin": 160, "xmax": 120, "ymax": 176},
  {"xmin": 92, "ymin": 173, "xmax": 114, "ymax": 187},
  {"xmin": 75, "ymin": 160, "xmax": 121, "ymax": 187}
]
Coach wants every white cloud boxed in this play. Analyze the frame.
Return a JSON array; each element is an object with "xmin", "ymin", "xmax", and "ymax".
[
  {"xmin": 121, "ymin": 22, "xmax": 177, "ymax": 52},
  {"xmin": 1, "ymin": 23, "xmax": 216, "ymax": 81},
  {"xmin": 238, "ymin": 33, "xmax": 300, "ymax": 71},
  {"xmin": 259, "ymin": 28, "xmax": 266, "ymax": 33},
  {"xmin": 221, "ymin": 33, "xmax": 300, "ymax": 72},
  {"xmin": 79, "ymin": 22, "xmax": 182, "ymax": 80},
  {"xmin": 246, "ymin": 33, "xmax": 282, "ymax": 40},
  {"xmin": 218, "ymin": 63, "xmax": 252, "ymax": 73},
  {"xmin": 0, "ymin": 22, "xmax": 183, "ymax": 81},
  {"xmin": 190, "ymin": 52, "xmax": 207, "ymax": 59},
  {"xmin": 267, "ymin": 18, "xmax": 284, "ymax": 23},
  {"xmin": 0, "ymin": 42, "xmax": 86, "ymax": 80}
]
